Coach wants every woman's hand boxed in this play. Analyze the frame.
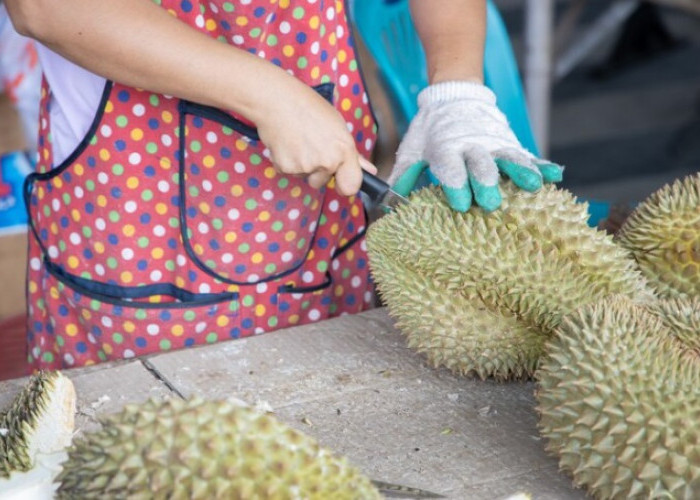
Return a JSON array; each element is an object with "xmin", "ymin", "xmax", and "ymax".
[
  {"xmin": 5, "ymin": 0, "xmax": 376, "ymax": 196},
  {"xmin": 389, "ymin": 81, "xmax": 563, "ymax": 213},
  {"xmin": 254, "ymin": 77, "xmax": 376, "ymax": 196}
]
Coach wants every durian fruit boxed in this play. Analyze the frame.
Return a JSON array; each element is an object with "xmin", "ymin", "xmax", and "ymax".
[
  {"xmin": 647, "ymin": 296, "xmax": 700, "ymax": 351},
  {"xmin": 536, "ymin": 297, "xmax": 700, "ymax": 499},
  {"xmin": 56, "ymin": 397, "xmax": 381, "ymax": 499},
  {"xmin": 0, "ymin": 371, "xmax": 75, "ymax": 500},
  {"xmin": 366, "ymin": 184, "xmax": 652, "ymax": 379},
  {"xmin": 617, "ymin": 172, "xmax": 700, "ymax": 298},
  {"xmin": 0, "ymin": 371, "xmax": 76, "ymax": 477}
]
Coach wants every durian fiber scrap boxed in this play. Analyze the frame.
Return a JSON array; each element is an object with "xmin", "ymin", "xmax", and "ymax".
[{"xmin": 367, "ymin": 184, "xmax": 651, "ymax": 380}]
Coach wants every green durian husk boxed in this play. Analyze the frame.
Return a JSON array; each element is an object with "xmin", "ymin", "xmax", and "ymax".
[
  {"xmin": 367, "ymin": 184, "xmax": 652, "ymax": 380},
  {"xmin": 56, "ymin": 397, "xmax": 381, "ymax": 500},
  {"xmin": 0, "ymin": 371, "xmax": 75, "ymax": 478},
  {"xmin": 536, "ymin": 297, "xmax": 700, "ymax": 499},
  {"xmin": 617, "ymin": 172, "xmax": 700, "ymax": 298}
]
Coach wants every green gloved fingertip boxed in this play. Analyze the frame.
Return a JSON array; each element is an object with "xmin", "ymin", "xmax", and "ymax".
[
  {"xmin": 536, "ymin": 162, "xmax": 564, "ymax": 183},
  {"xmin": 442, "ymin": 183, "xmax": 472, "ymax": 213},
  {"xmin": 495, "ymin": 159, "xmax": 542, "ymax": 192},
  {"xmin": 392, "ymin": 161, "xmax": 428, "ymax": 197},
  {"xmin": 469, "ymin": 177, "xmax": 502, "ymax": 213}
]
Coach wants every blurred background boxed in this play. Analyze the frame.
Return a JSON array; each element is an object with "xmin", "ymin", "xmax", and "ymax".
[
  {"xmin": 1, "ymin": 0, "xmax": 699, "ymax": 379},
  {"xmin": 361, "ymin": 0, "xmax": 700, "ymax": 206}
]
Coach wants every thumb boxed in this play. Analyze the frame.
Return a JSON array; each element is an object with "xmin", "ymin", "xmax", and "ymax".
[
  {"xmin": 334, "ymin": 154, "xmax": 363, "ymax": 196},
  {"xmin": 358, "ymin": 156, "xmax": 378, "ymax": 175}
]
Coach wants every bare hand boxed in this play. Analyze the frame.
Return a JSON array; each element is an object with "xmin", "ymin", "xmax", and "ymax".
[{"xmin": 255, "ymin": 80, "xmax": 376, "ymax": 196}]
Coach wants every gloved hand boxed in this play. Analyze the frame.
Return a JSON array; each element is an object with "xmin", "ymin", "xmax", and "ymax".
[{"xmin": 388, "ymin": 81, "xmax": 564, "ymax": 212}]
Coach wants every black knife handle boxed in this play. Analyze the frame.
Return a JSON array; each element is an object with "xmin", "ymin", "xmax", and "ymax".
[{"xmin": 360, "ymin": 171, "xmax": 390, "ymax": 203}]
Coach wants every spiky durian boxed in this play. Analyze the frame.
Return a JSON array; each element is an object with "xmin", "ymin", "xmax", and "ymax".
[
  {"xmin": 646, "ymin": 296, "xmax": 700, "ymax": 352},
  {"xmin": 56, "ymin": 397, "xmax": 381, "ymax": 499},
  {"xmin": 366, "ymin": 184, "xmax": 652, "ymax": 380},
  {"xmin": 0, "ymin": 371, "xmax": 75, "ymax": 477},
  {"xmin": 536, "ymin": 297, "xmax": 700, "ymax": 499},
  {"xmin": 617, "ymin": 172, "xmax": 700, "ymax": 298}
]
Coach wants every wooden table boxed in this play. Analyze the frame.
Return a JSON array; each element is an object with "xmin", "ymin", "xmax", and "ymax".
[{"xmin": 0, "ymin": 308, "xmax": 585, "ymax": 499}]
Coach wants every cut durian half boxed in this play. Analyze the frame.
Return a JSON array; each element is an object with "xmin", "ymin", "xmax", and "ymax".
[
  {"xmin": 0, "ymin": 371, "xmax": 76, "ymax": 500},
  {"xmin": 0, "ymin": 371, "xmax": 75, "ymax": 477}
]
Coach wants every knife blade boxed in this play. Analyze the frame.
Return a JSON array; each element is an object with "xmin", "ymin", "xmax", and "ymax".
[
  {"xmin": 360, "ymin": 170, "xmax": 410, "ymax": 212},
  {"xmin": 371, "ymin": 479, "xmax": 446, "ymax": 498}
]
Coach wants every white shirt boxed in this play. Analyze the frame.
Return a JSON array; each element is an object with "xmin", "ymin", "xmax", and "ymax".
[{"xmin": 36, "ymin": 45, "xmax": 105, "ymax": 165}]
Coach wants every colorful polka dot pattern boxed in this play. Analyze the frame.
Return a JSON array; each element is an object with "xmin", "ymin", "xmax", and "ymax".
[
  {"xmin": 181, "ymin": 109, "xmax": 324, "ymax": 282},
  {"xmin": 25, "ymin": 0, "xmax": 377, "ymax": 370}
]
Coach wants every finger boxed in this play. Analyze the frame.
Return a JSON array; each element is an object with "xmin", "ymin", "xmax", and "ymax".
[
  {"xmin": 493, "ymin": 148, "xmax": 542, "ymax": 192},
  {"xmin": 334, "ymin": 157, "xmax": 363, "ymax": 196},
  {"xmin": 536, "ymin": 162, "xmax": 564, "ymax": 183},
  {"xmin": 468, "ymin": 173, "xmax": 502, "ymax": 213},
  {"xmin": 492, "ymin": 147, "xmax": 536, "ymax": 167},
  {"xmin": 460, "ymin": 146, "xmax": 502, "ymax": 212},
  {"xmin": 358, "ymin": 156, "xmax": 378, "ymax": 175},
  {"xmin": 389, "ymin": 116, "xmax": 427, "ymax": 186},
  {"xmin": 388, "ymin": 150, "xmax": 424, "ymax": 186},
  {"xmin": 440, "ymin": 181, "xmax": 473, "ymax": 213},
  {"xmin": 426, "ymin": 149, "xmax": 472, "ymax": 212},
  {"xmin": 307, "ymin": 169, "xmax": 333, "ymax": 190},
  {"xmin": 391, "ymin": 160, "xmax": 428, "ymax": 197},
  {"xmin": 495, "ymin": 159, "xmax": 543, "ymax": 192},
  {"xmin": 461, "ymin": 145, "xmax": 499, "ymax": 187}
]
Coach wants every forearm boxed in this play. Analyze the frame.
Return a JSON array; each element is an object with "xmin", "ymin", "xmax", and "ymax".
[
  {"xmin": 409, "ymin": 0, "xmax": 486, "ymax": 83},
  {"xmin": 4, "ymin": 0, "xmax": 303, "ymax": 125}
]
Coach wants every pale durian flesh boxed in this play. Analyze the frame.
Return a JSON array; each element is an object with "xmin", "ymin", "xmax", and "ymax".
[
  {"xmin": 366, "ymin": 184, "xmax": 651, "ymax": 380},
  {"xmin": 536, "ymin": 297, "xmax": 700, "ymax": 499},
  {"xmin": 0, "ymin": 371, "xmax": 75, "ymax": 477},
  {"xmin": 56, "ymin": 397, "xmax": 381, "ymax": 499},
  {"xmin": 617, "ymin": 172, "xmax": 700, "ymax": 298}
]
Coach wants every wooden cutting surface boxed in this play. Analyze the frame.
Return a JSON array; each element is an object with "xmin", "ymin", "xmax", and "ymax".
[{"xmin": 0, "ymin": 308, "xmax": 585, "ymax": 499}]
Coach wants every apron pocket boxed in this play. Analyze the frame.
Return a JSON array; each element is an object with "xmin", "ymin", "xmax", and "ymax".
[
  {"xmin": 40, "ymin": 262, "xmax": 240, "ymax": 366},
  {"xmin": 177, "ymin": 89, "xmax": 333, "ymax": 286},
  {"xmin": 275, "ymin": 272, "xmax": 333, "ymax": 330}
]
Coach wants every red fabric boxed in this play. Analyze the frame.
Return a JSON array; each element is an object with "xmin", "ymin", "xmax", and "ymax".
[
  {"xmin": 25, "ymin": 1, "xmax": 377, "ymax": 370},
  {"xmin": 0, "ymin": 314, "xmax": 29, "ymax": 381}
]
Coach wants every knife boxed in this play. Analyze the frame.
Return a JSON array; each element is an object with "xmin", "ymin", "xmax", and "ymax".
[
  {"xmin": 360, "ymin": 170, "xmax": 410, "ymax": 212},
  {"xmin": 371, "ymin": 479, "xmax": 446, "ymax": 498}
]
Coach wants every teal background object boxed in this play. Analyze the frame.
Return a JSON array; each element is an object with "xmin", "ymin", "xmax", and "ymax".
[
  {"xmin": 349, "ymin": 0, "xmax": 611, "ymax": 225},
  {"xmin": 350, "ymin": 0, "xmax": 539, "ymax": 155},
  {"xmin": 0, "ymin": 151, "xmax": 32, "ymax": 234}
]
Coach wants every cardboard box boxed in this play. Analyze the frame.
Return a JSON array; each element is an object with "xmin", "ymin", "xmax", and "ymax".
[
  {"xmin": 0, "ymin": 231, "xmax": 26, "ymax": 319},
  {"xmin": 0, "ymin": 92, "xmax": 26, "ymax": 153},
  {"xmin": 0, "ymin": 92, "xmax": 28, "ymax": 320}
]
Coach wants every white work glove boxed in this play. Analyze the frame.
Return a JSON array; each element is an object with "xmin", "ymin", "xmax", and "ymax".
[{"xmin": 388, "ymin": 81, "xmax": 564, "ymax": 212}]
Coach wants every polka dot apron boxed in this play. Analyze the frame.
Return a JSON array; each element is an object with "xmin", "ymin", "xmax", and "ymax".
[{"xmin": 24, "ymin": 0, "xmax": 377, "ymax": 370}]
